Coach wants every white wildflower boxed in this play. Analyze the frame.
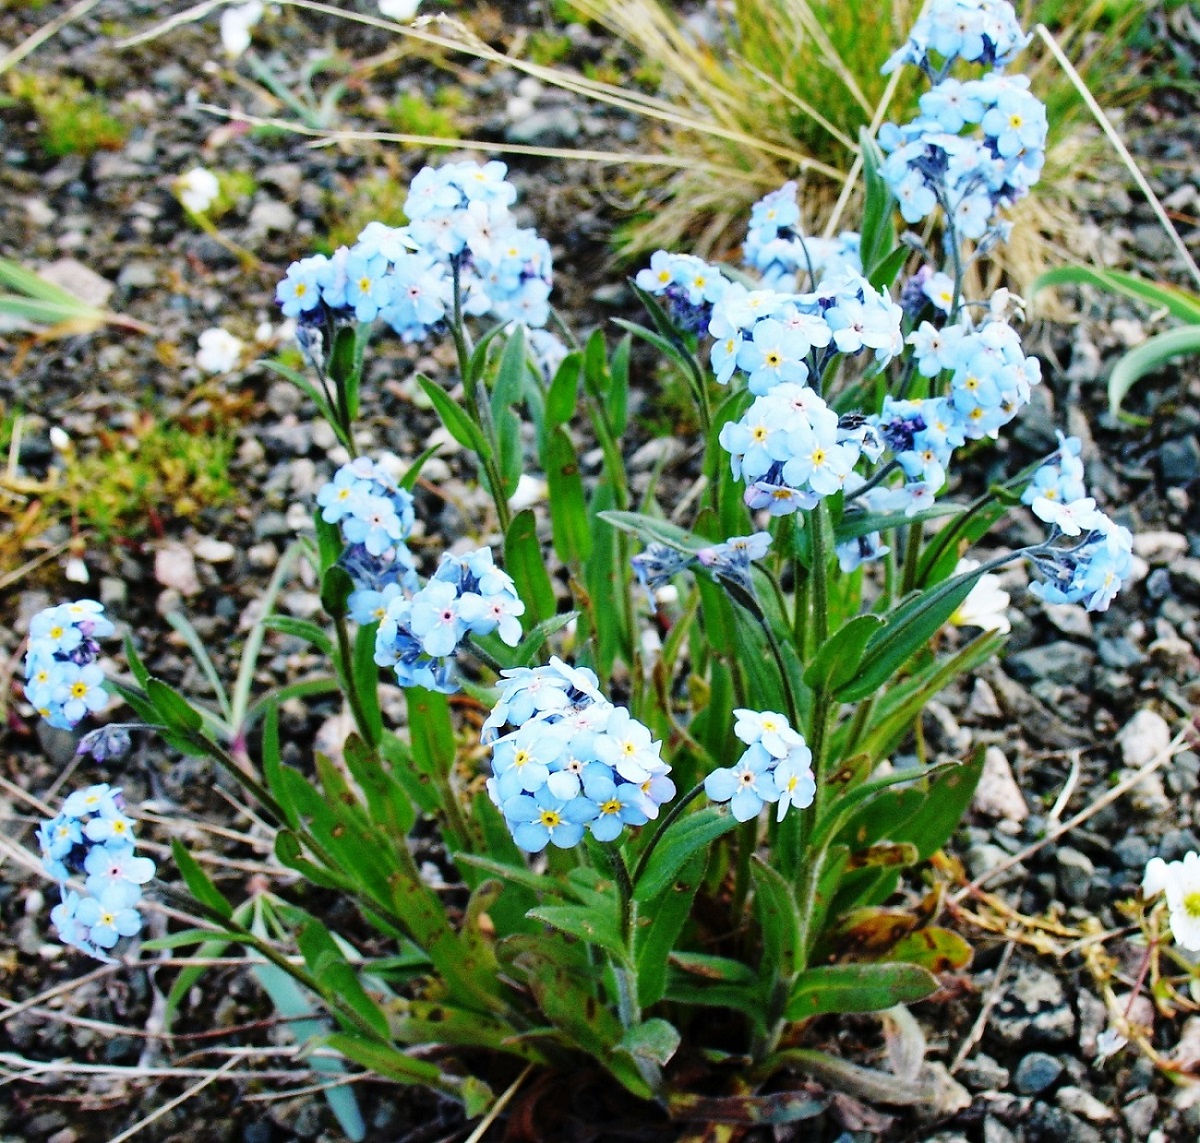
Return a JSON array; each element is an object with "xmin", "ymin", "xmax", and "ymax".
[
  {"xmin": 220, "ymin": 0, "xmax": 264, "ymax": 58},
  {"xmin": 176, "ymin": 168, "xmax": 220, "ymax": 215},
  {"xmin": 196, "ymin": 328, "xmax": 244, "ymax": 373},
  {"xmin": 950, "ymin": 558, "xmax": 1011, "ymax": 634}
]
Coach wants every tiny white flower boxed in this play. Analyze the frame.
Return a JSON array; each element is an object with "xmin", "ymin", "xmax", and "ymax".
[
  {"xmin": 176, "ymin": 167, "xmax": 220, "ymax": 214},
  {"xmin": 49, "ymin": 426, "xmax": 72, "ymax": 451},
  {"xmin": 1143, "ymin": 856, "xmax": 1172, "ymax": 898},
  {"xmin": 196, "ymin": 328, "xmax": 244, "ymax": 373},
  {"xmin": 951, "ymin": 558, "xmax": 1011, "ymax": 634},
  {"xmin": 220, "ymin": 0, "xmax": 264, "ymax": 58},
  {"xmin": 1094, "ymin": 1027, "xmax": 1127, "ymax": 1062},
  {"xmin": 379, "ymin": 0, "xmax": 421, "ymax": 20},
  {"xmin": 507, "ymin": 473, "xmax": 548, "ymax": 512},
  {"xmin": 1164, "ymin": 851, "xmax": 1200, "ymax": 951}
]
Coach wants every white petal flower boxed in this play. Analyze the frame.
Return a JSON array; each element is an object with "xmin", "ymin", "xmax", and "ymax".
[
  {"xmin": 1143, "ymin": 856, "xmax": 1173, "ymax": 898},
  {"xmin": 176, "ymin": 167, "xmax": 220, "ymax": 214},
  {"xmin": 196, "ymin": 328, "xmax": 244, "ymax": 373},
  {"xmin": 1164, "ymin": 851, "xmax": 1200, "ymax": 951},
  {"xmin": 950, "ymin": 558, "xmax": 1011, "ymax": 634},
  {"xmin": 379, "ymin": 0, "xmax": 421, "ymax": 20},
  {"xmin": 220, "ymin": 0, "xmax": 263, "ymax": 58}
]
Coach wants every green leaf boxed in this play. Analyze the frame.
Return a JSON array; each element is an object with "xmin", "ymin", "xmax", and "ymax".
[
  {"xmin": 609, "ymin": 334, "xmax": 631, "ymax": 435},
  {"xmin": 785, "ymin": 963, "xmax": 939, "ymax": 1021},
  {"xmin": 343, "ymin": 732, "xmax": 415, "ymax": 837},
  {"xmin": 123, "ymin": 633, "xmax": 150, "ymax": 690},
  {"xmin": 466, "ymin": 320, "xmax": 508, "ymax": 388},
  {"xmin": 613, "ymin": 317, "xmax": 696, "ymax": 381},
  {"xmin": 1032, "ymin": 265, "xmax": 1200, "ymax": 324},
  {"xmin": 545, "ymin": 351, "xmax": 581, "ymax": 433},
  {"xmin": 275, "ymin": 830, "xmax": 352, "ymax": 890},
  {"xmin": 140, "ymin": 927, "xmax": 224, "ymax": 951},
  {"xmin": 546, "ymin": 426, "xmax": 591, "ymax": 563},
  {"xmin": 296, "ymin": 919, "xmax": 389, "ymax": 1039},
  {"xmin": 890, "ymin": 745, "xmax": 987, "ymax": 861},
  {"xmin": 325, "ymin": 1031, "xmax": 473, "ymax": 1102},
  {"xmin": 352, "ymin": 622, "xmax": 383, "ymax": 748},
  {"xmin": 496, "ymin": 405, "xmax": 524, "ymax": 498},
  {"xmin": 835, "ymin": 566, "xmax": 989, "ymax": 702},
  {"xmin": 618, "ymin": 1018, "xmax": 680, "ymax": 1066},
  {"xmin": 406, "ymin": 687, "xmax": 456, "ymax": 782},
  {"xmin": 513, "ymin": 610, "xmax": 579, "ymax": 667},
  {"xmin": 835, "ymin": 502, "xmax": 961, "ymax": 543},
  {"xmin": 170, "ymin": 837, "xmax": 233, "ymax": 919},
  {"xmin": 858, "ymin": 129, "xmax": 897, "ymax": 281},
  {"xmin": 505, "ymin": 509, "xmax": 555, "ymax": 627},
  {"xmin": 868, "ymin": 245, "xmax": 910, "ymax": 292},
  {"xmin": 598, "ymin": 509, "xmax": 709, "ymax": 554},
  {"xmin": 634, "ymin": 807, "xmax": 737, "ymax": 903},
  {"xmin": 320, "ymin": 565, "xmax": 355, "ymax": 620},
  {"xmin": 146, "ymin": 678, "xmax": 203, "ymax": 733},
  {"xmin": 491, "ymin": 323, "xmax": 527, "ymax": 422},
  {"xmin": 527, "ymin": 903, "xmax": 627, "ymax": 961},
  {"xmin": 1109, "ymin": 326, "xmax": 1200, "ymax": 420},
  {"xmin": 753, "ymin": 858, "xmax": 801, "ymax": 1016},
  {"xmin": 803, "ymin": 614, "xmax": 884, "ymax": 693},
  {"xmin": 328, "ymin": 324, "xmax": 358, "ymax": 385},
  {"xmin": 261, "ymin": 703, "xmax": 299, "ymax": 830},
  {"xmin": 634, "ymin": 851, "xmax": 704, "ymax": 1008},
  {"xmin": 263, "ymin": 615, "xmax": 335, "ymax": 657},
  {"xmin": 888, "ymin": 927, "xmax": 973, "ymax": 973},
  {"xmin": 314, "ymin": 510, "xmax": 343, "ymax": 574},
  {"xmin": 399, "ymin": 443, "xmax": 442, "ymax": 491},
  {"xmin": 417, "ymin": 374, "xmax": 492, "ymax": 458}
]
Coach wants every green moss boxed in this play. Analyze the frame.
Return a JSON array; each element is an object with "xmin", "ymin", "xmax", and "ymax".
[
  {"xmin": 56, "ymin": 415, "xmax": 240, "ymax": 538},
  {"xmin": 8, "ymin": 72, "xmax": 128, "ymax": 158},
  {"xmin": 528, "ymin": 31, "xmax": 573, "ymax": 67},
  {"xmin": 387, "ymin": 90, "xmax": 462, "ymax": 139},
  {"xmin": 319, "ymin": 173, "xmax": 411, "ymax": 254}
]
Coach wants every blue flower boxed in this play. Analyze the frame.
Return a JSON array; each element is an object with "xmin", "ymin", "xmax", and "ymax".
[
  {"xmin": 276, "ymin": 255, "xmax": 327, "ymax": 318},
  {"xmin": 502, "ymin": 786, "xmax": 595, "ymax": 852},
  {"xmin": 705, "ymin": 743, "xmax": 781, "ymax": 822}
]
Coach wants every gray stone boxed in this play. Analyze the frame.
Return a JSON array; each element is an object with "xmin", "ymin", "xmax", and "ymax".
[
  {"xmin": 1122, "ymin": 1094, "xmax": 1159, "ymax": 1137},
  {"xmin": 504, "ymin": 107, "xmax": 581, "ymax": 147},
  {"xmin": 990, "ymin": 964, "xmax": 1075, "ymax": 1049},
  {"xmin": 1118, "ymin": 708, "xmax": 1174, "ymax": 769},
  {"xmin": 1097, "ymin": 636, "xmax": 1145, "ymax": 670},
  {"xmin": 983, "ymin": 1118, "xmax": 1017, "ymax": 1143},
  {"xmin": 247, "ymin": 198, "xmax": 296, "ymax": 237},
  {"xmin": 1160, "ymin": 828, "xmax": 1200, "ymax": 862},
  {"xmin": 1042, "ymin": 603, "xmax": 1092, "ymax": 639},
  {"xmin": 1056, "ymin": 1086, "xmax": 1116, "ymax": 1123},
  {"xmin": 1005, "ymin": 641, "xmax": 1095, "ymax": 687},
  {"xmin": 956, "ymin": 1053, "xmax": 1010, "ymax": 1091},
  {"xmin": 116, "ymin": 260, "xmax": 157, "ymax": 290},
  {"xmin": 1162, "ymin": 435, "xmax": 1200, "ymax": 483},
  {"xmin": 1024, "ymin": 1102, "xmax": 1102, "ymax": 1143},
  {"xmin": 1055, "ymin": 847, "xmax": 1095, "ymax": 904},
  {"xmin": 1014, "ymin": 1051, "xmax": 1063, "ymax": 1094},
  {"xmin": 1114, "ymin": 835, "xmax": 1153, "ymax": 870},
  {"xmin": 252, "ymin": 512, "xmax": 291, "ymax": 541}
]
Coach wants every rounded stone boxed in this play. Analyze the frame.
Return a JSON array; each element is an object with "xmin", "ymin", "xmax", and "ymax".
[{"xmin": 1014, "ymin": 1051, "xmax": 1063, "ymax": 1094}]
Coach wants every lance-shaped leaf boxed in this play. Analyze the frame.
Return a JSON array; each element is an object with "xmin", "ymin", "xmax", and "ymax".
[
  {"xmin": 634, "ymin": 807, "xmax": 737, "ymax": 903},
  {"xmin": 1108, "ymin": 326, "xmax": 1200, "ymax": 420},
  {"xmin": 803, "ymin": 614, "xmax": 884, "ymax": 693},
  {"xmin": 888, "ymin": 745, "xmax": 986, "ymax": 861},
  {"xmin": 634, "ymin": 851, "xmax": 704, "ymax": 1008},
  {"xmin": 146, "ymin": 677, "xmax": 202, "ymax": 734},
  {"xmin": 296, "ymin": 919, "xmax": 389, "ymax": 1039},
  {"xmin": 887, "ymin": 927, "xmax": 973, "ymax": 973},
  {"xmin": 668, "ymin": 1089, "xmax": 828, "ymax": 1125},
  {"xmin": 418, "ymin": 374, "xmax": 492, "ymax": 457},
  {"xmin": 546, "ymin": 426, "xmax": 591, "ymax": 563},
  {"xmin": 505, "ymin": 508, "xmax": 556, "ymax": 628},
  {"xmin": 170, "ymin": 838, "xmax": 232, "ymax": 920},
  {"xmin": 527, "ymin": 903, "xmax": 627, "ymax": 962},
  {"xmin": 545, "ymin": 351, "xmax": 581, "ymax": 434},
  {"xmin": 785, "ymin": 962, "xmax": 939, "ymax": 1021},
  {"xmin": 1031, "ymin": 265, "xmax": 1200, "ymax": 324},
  {"xmin": 599, "ymin": 509, "xmax": 710, "ymax": 554}
]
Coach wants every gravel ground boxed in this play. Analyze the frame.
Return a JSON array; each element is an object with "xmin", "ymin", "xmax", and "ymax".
[{"xmin": 2, "ymin": 2, "xmax": 1200, "ymax": 1141}]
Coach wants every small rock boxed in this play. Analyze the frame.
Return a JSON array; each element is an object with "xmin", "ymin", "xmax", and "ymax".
[
  {"xmin": 1161, "ymin": 436, "xmax": 1200, "ymax": 484},
  {"xmin": 956, "ymin": 1053, "xmax": 1010, "ymax": 1091},
  {"xmin": 1014, "ymin": 1051, "xmax": 1063, "ymax": 1094},
  {"xmin": 281, "ymin": 591, "xmax": 322, "ymax": 619},
  {"xmin": 247, "ymin": 199, "xmax": 296, "ymax": 236},
  {"xmin": 246, "ymin": 541, "xmax": 279, "ymax": 569},
  {"xmin": 1114, "ymin": 835, "xmax": 1153, "ymax": 870},
  {"xmin": 1159, "ymin": 827, "xmax": 1199, "ymax": 862},
  {"xmin": 154, "ymin": 543, "xmax": 201, "ymax": 596},
  {"xmin": 192, "ymin": 537, "xmax": 236, "ymax": 563},
  {"xmin": 1042, "ymin": 603, "xmax": 1092, "ymax": 638},
  {"xmin": 1169, "ymin": 1016, "xmax": 1200, "ymax": 1070},
  {"xmin": 253, "ymin": 512, "xmax": 291, "ymax": 541},
  {"xmin": 504, "ymin": 107, "xmax": 581, "ymax": 146},
  {"xmin": 258, "ymin": 162, "xmax": 303, "ymax": 197},
  {"xmin": 1023, "ymin": 1102, "xmax": 1101, "ymax": 1143},
  {"xmin": 1132, "ymin": 530, "xmax": 1189, "ymax": 563},
  {"xmin": 983, "ymin": 1118, "xmax": 1017, "ymax": 1143},
  {"xmin": 1005, "ymin": 641, "xmax": 1095, "ymax": 687},
  {"xmin": 116, "ymin": 260, "xmax": 157, "ymax": 290},
  {"xmin": 973, "ymin": 746, "xmax": 1028, "ymax": 823},
  {"xmin": 1123, "ymin": 1094, "xmax": 1159, "ymax": 1137},
  {"xmin": 1097, "ymin": 636, "xmax": 1145, "ymax": 670},
  {"xmin": 967, "ymin": 842, "xmax": 1023, "ymax": 886},
  {"xmin": 1118, "ymin": 708, "xmax": 1173, "ymax": 769},
  {"xmin": 1055, "ymin": 847, "xmax": 1095, "ymax": 904},
  {"xmin": 1056, "ymin": 1086, "xmax": 1116, "ymax": 1123},
  {"xmin": 990, "ymin": 964, "xmax": 1075, "ymax": 1049},
  {"xmin": 37, "ymin": 258, "xmax": 113, "ymax": 307},
  {"xmin": 968, "ymin": 677, "xmax": 1002, "ymax": 719},
  {"xmin": 99, "ymin": 576, "xmax": 127, "ymax": 608}
]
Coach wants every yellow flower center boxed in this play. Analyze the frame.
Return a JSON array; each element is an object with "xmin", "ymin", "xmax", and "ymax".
[
  {"xmin": 601, "ymin": 798, "xmax": 622, "ymax": 816},
  {"xmin": 1185, "ymin": 891, "xmax": 1200, "ymax": 919},
  {"xmin": 765, "ymin": 351, "xmax": 782, "ymax": 368},
  {"xmin": 811, "ymin": 448, "xmax": 826, "ymax": 467},
  {"xmin": 513, "ymin": 749, "xmax": 531, "ymax": 768},
  {"xmin": 539, "ymin": 809, "xmax": 562, "ymax": 829},
  {"xmin": 358, "ymin": 276, "xmax": 373, "ymax": 292},
  {"xmin": 295, "ymin": 282, "xmax": 307, "ymax": 297},
  {"xmin": 751, "ymin": 425, "xmax": 769, "ymax": 443},
  {"xmin": 70, "ymin": 682, "xmax": 88, "ymax": 699}
]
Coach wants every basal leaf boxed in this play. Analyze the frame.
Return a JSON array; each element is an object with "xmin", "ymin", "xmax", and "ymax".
[{"xmin": 785, "ymin": 962, "xmax": 939, "ymax": 1021}]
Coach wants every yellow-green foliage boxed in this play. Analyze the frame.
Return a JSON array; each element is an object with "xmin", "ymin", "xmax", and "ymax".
[
  {"xmin": 58, "ymin": 415, "xmax": 238, "ymax": 537},
  {"xmin": 528, "ymin": 30, "xmax": 573, "ymax": 67},
  {"xmin": 387, "ymin": 88, "xmax": 465, "ymax": 139},
  {"xmin": 8, "ymin": 72, "xmax": 128, "ymax": 158},
  {"xmin": 319, "ymin": 171, "xmax": 411, "ymax": 253},
  {"xmin": 563, "ymin": 0, "xmax": 1158, "ymax": 272}
]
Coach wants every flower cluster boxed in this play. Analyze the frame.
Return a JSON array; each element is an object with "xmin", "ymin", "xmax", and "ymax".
[
  {"xmin": 883, "ymin": 0, "xmax": 1031, "ymax": 77},
  {"xmin": 634, "ymin": 250, "xmax": 729, "ymax": 335},
  {"xmin": 24, "ymin": 600, "xmax": 114, "ymax": 731},
  {"xmin": 708, "ymin": 273, "xmax": 904, "ymax": 392},
  {"xmin": 37, "ymin": 784, "xmax": 155, "ymax": 960},
  {"xmin": 879, "ymin": 72, "xmax": 1046, "ymax": 245},
  {"xmin": 276, "ymin": 160, "xmax": 553, "ymax": 341},
  {"xmin": 374, "ymin": 548, "xmax": 525, "ymax": 692},
  {"xmin": 719, "ymin": 384, "xmax": 880, "ymax": 516},
  {"xmin": 743, "ymin": 182, "xmax": 862, "ymax": 291},
  {"xmin": 482, "ymin": 659, "xmax": 674, "ymax": 852},
  {"xmin": 317, "ymin": 457, "xmax": 420, "ymax": 601},
  {"xmin": 705, "ymin": 709, "xmax": 815, "ymax": 822},
  {"xmin": 1144, "ymin": 853, "xmax": 1200, "ymax": 952},
  {"xmin": 631, "ymin": 532, "xmax": 772, "ymax": 609}
]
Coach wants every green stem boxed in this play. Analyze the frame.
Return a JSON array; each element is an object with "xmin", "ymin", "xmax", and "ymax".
[
  {"xmin": 810, "ymin": 501, "xmax": 831, "ymax": 649},
  {"xmin": 333, "ymin": 614, "xmax": 376, "ymax": 756},
  {"xmin": 900, "ymin": 520, "xmax": 923, "ymax": 597},
  {"xmin": 763, "ymin": 622, "xmax": 801, "ymax": 732},
  {"xmin": 731, "ymin": 818, "xmax": 756, "ymax": 923},
  {"xmin": 630, "ymin": 781, "xmax": 707, "ymax": 889}
]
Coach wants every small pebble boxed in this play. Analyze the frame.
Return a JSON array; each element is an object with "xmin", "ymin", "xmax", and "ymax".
[{"xmin": 1014, "ymin": 1051, "xmax": 1063, "ymax": 1094}]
